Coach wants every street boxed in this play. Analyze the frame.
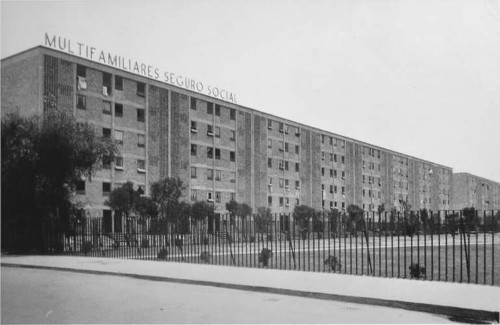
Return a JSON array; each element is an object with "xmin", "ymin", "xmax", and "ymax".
[{"xmin": 1, "ymin": 266, "xmax": 454, "ymax": 324}]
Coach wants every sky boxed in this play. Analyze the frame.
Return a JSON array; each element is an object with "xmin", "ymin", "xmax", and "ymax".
[{"xmin": 2, "ymin": 0, "xmax": 499, "ymax": 182}]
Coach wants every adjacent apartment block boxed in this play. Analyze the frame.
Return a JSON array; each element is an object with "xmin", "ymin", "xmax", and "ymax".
[
  {"xmin": 1, "ymin": 46, "xmax": 497, "ymax": 230},
  {"xmin": 451, "ymin": 173, "xmax": 500, "ymax": 211}
]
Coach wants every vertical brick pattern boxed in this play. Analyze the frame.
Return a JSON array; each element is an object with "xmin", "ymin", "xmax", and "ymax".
[
  {"xmin": 253, "ymin": 115, "xmax": 267, "ymax": 209},
  {"xmin": 57, "ymin": 59, "xmax": 73, "ymax": 111},
  {"xmin": 147, "ymin": 85, "xmax": 161, "ymax": 184},
  {"xmin": 43, "ymin": 55, "xmax": 58, "ymax": 111},
  {"xmin": 237, "ymin": 112, "xmax": 252, "ymax": 206},
  {"xmin": 300, "ymin": 129, "xmax": 311, "ymax": 206},
  {"xmin": 170, "ymin": 92, "xmax": 189, "ymax": 182},
  {"xmin": 310, "ymin": 131, "xmax": 321, "ymax": 209}
]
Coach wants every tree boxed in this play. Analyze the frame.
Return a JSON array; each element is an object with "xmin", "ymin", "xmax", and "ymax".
[
  {"xmin": 225, "ymin": 200, "xmax": 239, "ymax": 218},
  {"xmin": 105, "ymin": 182, "xmax": 139, "ymax": 223},
  {"xmin": 238, "ymin": 203, "xmax": 253, "ymax": 219},
  {"xmin": 150, "ymin": 177, "xmax": 185, "ymax": 222},
  {"xmin": 255, "ymin": 207, "xmax": 272, "ymax": 235},
  {"xmin": 347, "ymin": 204, "xmax": 364, "ymax": 235},
  {"xmin": 1, "ymin": 111, "xmax": 116, "ymax": 252},
  {"xmin": 328, "ymin": 209, "xmax": 341, "ymax": 236},
  {"xmin": 191, "ymin": 201, "xmax": 214, "ymax": 243},
  {"xmin": 311, "ymin": 212, "xmax": 325, "ymax": 238},
  {"xmin": 462, "ymin": 207, "xmax": 478, "ymax": 232},
  {"xmin": 294, "ymin": 205, "xmax": 315, "ymax": 238}
]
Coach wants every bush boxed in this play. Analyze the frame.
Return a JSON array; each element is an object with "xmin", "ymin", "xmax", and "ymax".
[
  {"xmin": 409, "ymin": 263, "xmax": 425, "ymax": 279},
  {"xmin": 324, "ymin": 255, "xmax": 342, "ymax": 272},
  {"xmin": 157, "ymin": 248, "xmax": 169, "ymax": 260},
  {"xmin": 258, "ymin": 248, "xmax": 273, "ymax": 267},
  {"xmin": 112, "ymin": 241, "xmax": 120, "ymax": 249},
  {"xmin": 174, "ymin": 238, "xmax": 183, "ymax": 248},
  {"xmin": 82, "ymin": 241, "xmax": 92, "ymax": 255},
  {"xmin": 249, "ymin": 236, "xmax": 256, "ymax": 243},
  {"xmin": 202, "ymin": 237, "xmax": 209, "ymax": 245},
  {"xmin": 199, "ymin": 251, "xmax": 212, "ymax": 263},
  {"xmin": 267, "ymin": 234, "xmax": 273, "ymax": 242},
  {"xmin": 141, "ymin": 238, "xmax": 149, "ymax": 248}
]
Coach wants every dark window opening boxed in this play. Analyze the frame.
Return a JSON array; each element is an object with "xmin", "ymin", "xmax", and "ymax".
[
  {"xmin": 207, "ymin": 102, "xmax": 213, "ymax": 115},
  {"xmin": 76, "ymin": 94, "xmax": 86, "ymax": 110},
  {"xmin": 215, "ymin": 104, "xmax": 221, "ymax": 116},
  {"xmin": 137, "ymin": 109, "xmax": 145, "ymax": 122},
  {"xmin": 137, "ymin": 82, "xmax": 145, "ymax": 97},
  {"xmin": 115, "ymin": 76, "xmax": 123, "ymax": 90},
  {"xmin": 115, "ymin": 103, "xmax": 123, "ymax": 117}
]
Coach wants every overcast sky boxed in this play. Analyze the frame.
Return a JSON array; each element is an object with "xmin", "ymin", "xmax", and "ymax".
[{"xmin": 2, "ymin": 0, "xmax": 499, "ymax": 182}]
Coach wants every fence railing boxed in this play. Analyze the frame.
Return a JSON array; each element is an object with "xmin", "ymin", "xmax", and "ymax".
[{"xmin": 2, "ymin": 210, "xmax": 499, "ymax": 286}]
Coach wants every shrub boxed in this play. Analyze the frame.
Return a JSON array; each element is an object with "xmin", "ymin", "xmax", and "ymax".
[
  {"xmin": 199, "ymin": 251, "xmax": 212, "ymax": 263},
  {"xmin": 82, "ymin": 241, "xmax": 92, "ymax": 255},
  {"xmin": 324, "ymin": 255, "xmax": 342, "ymax": 272},
  {"xmin": 258, "ymin": 248, "xmax": 273, "ymax": 267},
  {"xmin": 157, "ymin": 248, "xmax": 169, "ymax": 260},
  {"xmin": 174, "ymin": 238, "xmax": 183, "ymax": 248},
  {"xmin": 141, "ymin": 238, "xmax": 149, "ymax": 248},
  {"xmin": 112, "ymin": 241, "xmax": 120, "ymax": 249},
  {"xmin": 202, "ymin": 237, "xmax": 209, "ymax": 245},
  {"xmin": 267, "ymin": 234, "xmax": 273, "ymax": 242},
  {"xmin": 409, "ymin": 263, "xmax": 425, "ymax": 279},
  {"xmin": 249, "ymin": 236, "xmax": 256, "ymax": 243}
]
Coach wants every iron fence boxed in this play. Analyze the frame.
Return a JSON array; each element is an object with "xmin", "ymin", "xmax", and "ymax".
[{"xmin": 2, "ymin": 210, "xmax": 499, "ymax": 286}]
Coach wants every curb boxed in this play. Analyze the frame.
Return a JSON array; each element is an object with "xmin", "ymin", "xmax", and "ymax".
[{"xmin": 2, "ymin": 262, "xmax": 499, "ymax": 323}]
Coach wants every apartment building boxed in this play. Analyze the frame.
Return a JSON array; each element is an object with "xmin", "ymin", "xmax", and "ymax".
[
  {"xmin": 2, "ymin": 46, "xmax": 495, "ymax": 232},
  {"xmin": 451, "ymin": 173, "xmax": 500, "ymax": 211}
]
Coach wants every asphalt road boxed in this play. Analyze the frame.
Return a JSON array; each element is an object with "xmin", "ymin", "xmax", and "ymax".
[{"xmin": 1, "ymin": 266, "xmax": 455, "ymax": 324}]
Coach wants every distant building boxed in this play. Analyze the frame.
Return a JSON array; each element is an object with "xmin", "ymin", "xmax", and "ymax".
[
  {"xmin": 1, "ymin": 46, "xmax": 498, "ymax": 232},
  {"xmin": 451, "ymin": 173, "xmax": 500, "ymax": 211}
]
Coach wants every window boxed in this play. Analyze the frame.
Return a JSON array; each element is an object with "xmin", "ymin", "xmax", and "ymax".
[
  {"xmin": 115, "ymin": 76, "xmax": 123, "ymax": 90},
  {"xmin": 329, "ymin": 137, "xmax": 333, "ymax": 145},
  {"xmin": 334, "ymin": 169, "xmax": 337, "ymax": 178},
  {"xmin": 295, "ymin": 163, "xmax": 299, "ymax": 172},
  {"xmin": 279, "ymin": 178, "xmax": 284, "ymax": 188},
  {"xmin": 102, "ymin": 156, "xmax": 112, "ymax": 169},
  {"xmin": 334, "ymin": 154, "xmax": 337, "ymax": 162},
  {"xmin": 268, "ymin": 158, "xmax": 272, "ymax": 168},
  {"xmin": 215, "ymin": 148, "xmax": 221, "ymax": 160},
  {"xmin": 321, "ymin": 134, "xmax": 325, "ymax": 144},
  {"xmin": 191, "ymin": 189, "xmax": 198, "ymax": 201},
  {"xmin": 295, "ymin": 180, "xmax": 300, "ymax": 190},
  {"xmin": 279, "ymin": 160, "xmax": 284, "ymax": 170},
  {"xmin": 330, "ymin": 169, "xmax": 333, "ymax": 177},
  {"xmin": 76, "ymin": 180, "xmax": 85, "ymax": 194},
  {"xmin": 230, "ymin": 172, "xmax": 236, "ymax": 183},
  {"xmin": 321, "ymin": 168, "xmax": 325, "ymax": 176},
  {"xmin": 77, "ymin": 65, "xmax": 86, "ymax": 78},
  {"xmin": 115, "ymin": 103, "xmax": 123, "ymax": 117},
  {"xmin": 207, "ymin": 102, "xmax": 213, "ymax": 115},
  {"xmin": 215, "ymin": 104, "xmax": 221, "ymax": 116},
  {"xmin": 230, "ymin": 151, "xmax": 235, "ymax": 162},
  {"xmin": 230, "ymin": 108, "xmax": 236, "ymax": 120},
  {"xmin": 279, "ymin": 141, "xmax": 284, "ymax": 151},
  {"xmin": 191, "ymin": 167, "xmax": 197, "ymax": 179},
  {"xmin": 363, "ymin": 189, "xmax": 366, "ymax": 197},
  {"xmin": 268, "ymin": 119, "xmax": 273, "ymax": 130},
  {"xmin": 268, "ymin": 139, "xmax": 272, "ymax": 149},
  {"xmin": 230, "ymin": 130, "xmax": 235, "ymax": 141},
  {"xmin": 77, "ymin": 94, "xmax": 86, "ymax": 110},
  {"xmin": 137, "ymin": 134, "xmax": 145, "ymax": 148},
  {"xmin": 191, "ymin": 144, "xmax": 197, "ymax": 156},
  {"xmin": 215, "ymin": 126, "xmax": 220, "ymax": 138},
  {"xmin": 230, "ymin": 192, "xmax": 236, "ymax": 201},
  {"xmin": 137, "ymin": 159, "xmax": 146, "ymax": 172},
  {"xmin": 334, "ymin": 185, "xmax": 338, "ymax": 194},
  {"xmin": 191, "ymin": 97, "xmax": 197, "ymax": 110},
  {"xmin": 207, "ymin": 192, "xmax": 214, "ymax": 201},
  {"xmin": 191, "ymin": 121, "xmax": 197, "ymax": 132},
  {"xmin": 268, "ymin": 196, "xmax": 273, "ymax": 206},
  {"xmin": 279, "ymin": 122, "xmax": 284, "ymax": 133},
  {"xmin": 295, "ymin": 145, "xmax": 299, "ymax": 154},
  {"xmin": 341, "ymin": 155, "xmax": 345, "ymax": 164},
  {"xmin": 207, "ymin": 169, "xmax": 214, "ymax": 180},
  {"xmin": 279, "ymin": 197, "xmax": 284, "ymax": 207},
  {"xmin": 115, "ymin": 157, "xmax": 124, "ymax": 170},
  {"xmin": 216, "ymin": 191, "xmax": 221, "ymax": 203},
  {"xmin": 103, "ymin": 73, "xmax": 112, "ymax": 96},
  {"xmin": 207, "ymin": 147, "xmax": 213, "ymax": 159},
  {"xmin": 342, "ymin": 171, "xmax": 345, "ymax": 179},
  {"xmin": 207, "ymin": 124, "xmax": 214, "ymax": 136},
  {"xmin": 285, "ymin": 161, "xmax": 289, "ymax": 171},
  {"xmin": 102, "ymin": 182, "xmax": 111, "ymax": 195},
  {"xmin": 285, "ymin": 143, "xmax": 289, "ymax": 152},
  {"xmin": 103, "ymin": 101, "xmax": 111, "ymax": 115},
  {"xmin": 137, "ymin": 82, "xmax": 145, "ymax": 97},
  {"xmin": 296, "ymin": 198, "xmax": 300, "ymax": 206},
  {"xmin": 103, "ymin": 128, "xmax": 111, "ymax": 138},
  {"xmin": 342, "ymin": 186, "xmax": 345, "ymax": 195},
  {"xmin": 114, "ymin": 130, "xmax": 123, "ymax": 145},
  {"xmin": 137, "ymin": 109, "xmax": 145, "ymax": 122}
]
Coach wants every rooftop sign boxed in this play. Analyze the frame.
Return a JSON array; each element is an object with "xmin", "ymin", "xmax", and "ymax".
[{"xmin": 43, "ymin": 33, "xmax": 237, "ymax": 103}]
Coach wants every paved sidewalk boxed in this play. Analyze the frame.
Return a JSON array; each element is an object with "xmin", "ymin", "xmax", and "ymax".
[{"xmin": 2, "ymin": 255, "xmax": 499, "ymax": 322}]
